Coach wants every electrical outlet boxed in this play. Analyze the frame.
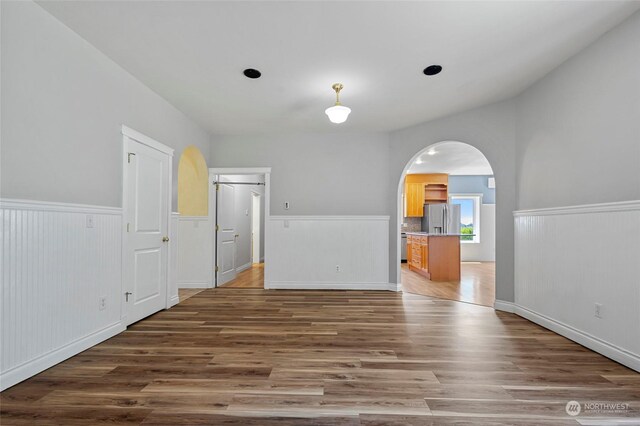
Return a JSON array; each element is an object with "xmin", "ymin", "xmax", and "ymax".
[
  {"xmin": 99, "ymin": 297, "xmax": 107, "ymax": 311},
  {"xmin": 336, "ymin": 265, "xmax": 340, "ymax": 273},
  {"xmin": 595, "ymin": 303, "xmax": 602, "ymax": 319},
  {"xmin": 86, "ymin": 215, "xmax": 95, "ymax": 228}
]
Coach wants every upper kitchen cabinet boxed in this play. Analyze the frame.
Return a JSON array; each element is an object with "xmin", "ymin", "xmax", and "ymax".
[{"xmin": 404, "ymin": 174, "xmax": 449, "ymax": 217}]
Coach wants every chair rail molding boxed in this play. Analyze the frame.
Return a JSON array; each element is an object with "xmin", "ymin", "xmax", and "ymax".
[{"xmin": 513, "ymin": 200, "xmax": 640, "ymax": 372}]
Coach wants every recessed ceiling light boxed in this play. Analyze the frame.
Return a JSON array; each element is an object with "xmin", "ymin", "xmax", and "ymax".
[
  {"xmin": 427, "ymin": 149, "xmax": 437, "ymax": 156},
  {"xmin": 423, "ymin": 65, "xmax": 442, "ymax": 76},
  {"xmin": 243, "ymin": 68, "xmax": 262, "ymax": 79}
]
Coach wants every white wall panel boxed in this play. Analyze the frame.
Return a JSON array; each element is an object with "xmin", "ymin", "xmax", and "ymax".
[
  {"xmin": 267, "ymin": 216, "xmax": 392, "ymax": 290},
  {"xmin": 0, "ymin": 199, "xmax": 125, "ymax": 390},
  {"xmin": 176, "ymin": 216, "xmax": 212, "ymax": 288},
  {"xmin": 168, "ymin": 212, "xmax": 179, "ymax": 306},
  {"xmin": 513, "ymin": 201, "xmax": 640, "ymax": 371}
]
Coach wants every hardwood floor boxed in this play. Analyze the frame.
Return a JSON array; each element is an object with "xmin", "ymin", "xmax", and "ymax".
[
  {"xmin": 178, "ymin": 288, "xmax": 205, "ymax": 302},
  {"xmin": 401, "ymin": 261, "xmax": 495, "ymax": 307},
  {"xmin": 220, "ymin": 263, "xmax": 264, "ymax": 288},
  {"xmin": 1, "ymin": 288, "xmax": 638, "ymax": 425}
]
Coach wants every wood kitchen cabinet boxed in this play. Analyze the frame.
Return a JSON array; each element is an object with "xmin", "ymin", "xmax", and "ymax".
[
  {"xmin": 406, "ymin": 233, "xmax": 460, "ymax": 281},
  {"xmin": 405, "ymin": 183, "xmax": 425, "ymax": 217},
  {"xmin": 404, "ymin": 174, "xmax": 448, "ymax": 217}
]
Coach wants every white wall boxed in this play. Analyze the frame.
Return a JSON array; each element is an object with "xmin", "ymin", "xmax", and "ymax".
[
  {"xmin": 516, "ymin": 10, "xmax": 640, "ymax": 210},
  {"xmin": 508, "ymin": 10, "xmax": 640, "ymax": 372},
  {"xmin": 177, "ymin": 216, "xmax": 213, "ymax": 288},
  {"xmin": 460, "ymin": 204, "xmax": 495, "ymax": 262},
  {"xmin": 0, "ymin": 1, "xmax": 209, "ymax": 389},
  {"xmin": 0, "ymin": 1, "xmax": 211, "ymax": 210},
  {"xmin": 210, "ymin": 132, "xmax": 391, "ymax": 216}
]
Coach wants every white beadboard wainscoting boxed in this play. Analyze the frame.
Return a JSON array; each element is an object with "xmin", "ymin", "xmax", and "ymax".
[
  {"xmin": 176, "ymin": 216, "xmax": 213, "ymax": 288},
  {"xmin": 267, "ymin": 216, "xmax": 393, "ymax": 290},
  {"xmin": 506, "ymin": 200, "xmax": 640, "ymax": 372},
  {"xmin": 0, "ymin": 199, "xmax": 125, "ymax": 390}
]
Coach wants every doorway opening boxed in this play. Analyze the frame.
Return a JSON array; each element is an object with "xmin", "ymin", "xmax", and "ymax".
[
  {"xmin": 397, "ymin": 141, "xmax": 496, "ymax": 307},
  {"xmin": 210, "ymin": 168, "xmax": 270, "ymax": 289}
]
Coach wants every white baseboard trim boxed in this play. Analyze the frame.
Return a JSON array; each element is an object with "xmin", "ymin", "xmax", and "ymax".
[
  {"xmin": 177, "ymin": 281, "xmax": 211, "ymax": 289},
  {"xmin": 513, "ymin": 304, "xmax": 639, "ymax": 373},
  {"xmin": 0, "ymin": 321, "xmax": 125, "ymax": 391},
  {"xmin": 235, "ymin": 262, "xmax": 252, "ymax": 273},
  {"xmin": 387, "ymin": 283, "xmax": 401, "ymax": 292},
  {"xmin": 268, "ymin": 281, "xmax": 397, "ymax": 291},
  {"xmin": 495, "ymin": 300, "xmax": 638, "ymax": 371},
  {"xmin": 493, "ymin": 299, "xmax": 516, "ymax": 313},
  {"xmin": 168, "ymin": 294, "xmax": 180, "ymax": 307}
]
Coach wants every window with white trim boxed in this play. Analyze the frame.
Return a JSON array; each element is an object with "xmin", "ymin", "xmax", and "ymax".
[{"xmin": 449, "ymin": 194, "xmax": 481, "ymax": 243}]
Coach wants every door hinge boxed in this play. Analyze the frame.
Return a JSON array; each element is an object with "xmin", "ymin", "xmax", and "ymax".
[
  {"xmin": 126, "ymin": 223, "xmax": 130, "ymax": 232},
  {"xmin": 215, "ymin": 265, "xmax": 219, "ymax": 272},
  {"xmin": 214, "ymin": 183, "xmax": 219, "ymax": 191},
  {"xmin": 127, "ymin": 152, "xmax": 136, "ymax": 163},
  {"xmin": 215, "ymin": 224, "xmax": 219, "ymax": 231}
]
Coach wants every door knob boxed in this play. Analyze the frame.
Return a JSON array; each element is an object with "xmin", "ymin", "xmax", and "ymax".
[{"xmin": 162, "ymin": 236, "xmax": 170, "ymax": 242}]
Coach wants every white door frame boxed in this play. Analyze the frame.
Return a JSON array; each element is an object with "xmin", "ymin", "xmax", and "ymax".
[
  {"xmin": 208, "ymin": 167, "xmax": 271, "ymax": 288},
  {"xmin": 121, "ymin": 125, "xmax": 174, "ymax": 326},
  {"xmin": 251, "ymin": 191, "xmax": 261, "ymax": 263}
]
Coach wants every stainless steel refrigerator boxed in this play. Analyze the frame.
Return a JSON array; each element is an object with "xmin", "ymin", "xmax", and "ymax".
[{"xmin": 421, "ymin": 203, "xmax": 461, "ymax": 234}]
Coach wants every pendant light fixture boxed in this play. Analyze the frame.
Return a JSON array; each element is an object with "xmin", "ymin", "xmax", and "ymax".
[{"xmin": 325, "ymin": 83, "xmax": 351, "ymax": 124}]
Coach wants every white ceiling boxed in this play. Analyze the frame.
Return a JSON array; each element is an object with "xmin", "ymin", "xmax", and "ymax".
[
  {"xmin": 38, "ymin": 1, "xmax": 640, "ymax": 136},
  {"xmin": 407, "ymin": 141, "xmax": 493, "ymax": 175}
]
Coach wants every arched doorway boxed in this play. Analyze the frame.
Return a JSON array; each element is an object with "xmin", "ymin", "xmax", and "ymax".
[{"xmin": 396, "ymin": 141, "xmax": 496, "ymax": 306}]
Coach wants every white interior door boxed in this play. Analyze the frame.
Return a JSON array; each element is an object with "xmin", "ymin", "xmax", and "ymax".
[
  {"xmin": 251, "ymin": 193, "xmax": 261, "ymax": 263},
  {"xmin": 216, "ymin": 183, "xmax": 237, "ymax": 285},
  {"xmin": 124, "ymin": 136, "xmax": 170, "ymax": 325}
]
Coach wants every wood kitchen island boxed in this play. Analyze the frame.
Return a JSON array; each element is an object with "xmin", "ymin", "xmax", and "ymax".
[{"xmin": 406, "ymin": 232, "xmax": 462, "ymax": 281}]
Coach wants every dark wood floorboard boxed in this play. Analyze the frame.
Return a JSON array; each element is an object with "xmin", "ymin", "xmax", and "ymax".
[{"xmin": 1, "ymin": 288, "xmax": 638, "ymax": 425}]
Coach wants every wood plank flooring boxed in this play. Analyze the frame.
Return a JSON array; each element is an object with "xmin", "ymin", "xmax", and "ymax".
[
  {"xmin": 2, "ymin": 288, "xmax": 638, "ymax": 425},
  {"xmin": 401, "ymin": 262, "xmax": 495, "ymax": 307},
  {"xmin": 178, "ymin": 288, "xmax": 205, "ymax": 302},
  {"xmin": 220, "ymin": 263, "xmax": 264, "ymax": 288}
]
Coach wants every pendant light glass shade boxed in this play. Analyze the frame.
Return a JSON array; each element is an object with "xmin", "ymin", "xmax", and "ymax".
[
  {"xmin": 325, "ymin": 83, "xmax": 351, "ymax": 123},
  {"xmin": 325, "ymin": 105, "xmax": 351, "ymax": 123}
]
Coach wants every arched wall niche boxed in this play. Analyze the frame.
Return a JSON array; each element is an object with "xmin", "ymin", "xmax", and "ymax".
[{"xmin": 178, "ymin": 145, "xmax": 208, "ymax": 216}]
